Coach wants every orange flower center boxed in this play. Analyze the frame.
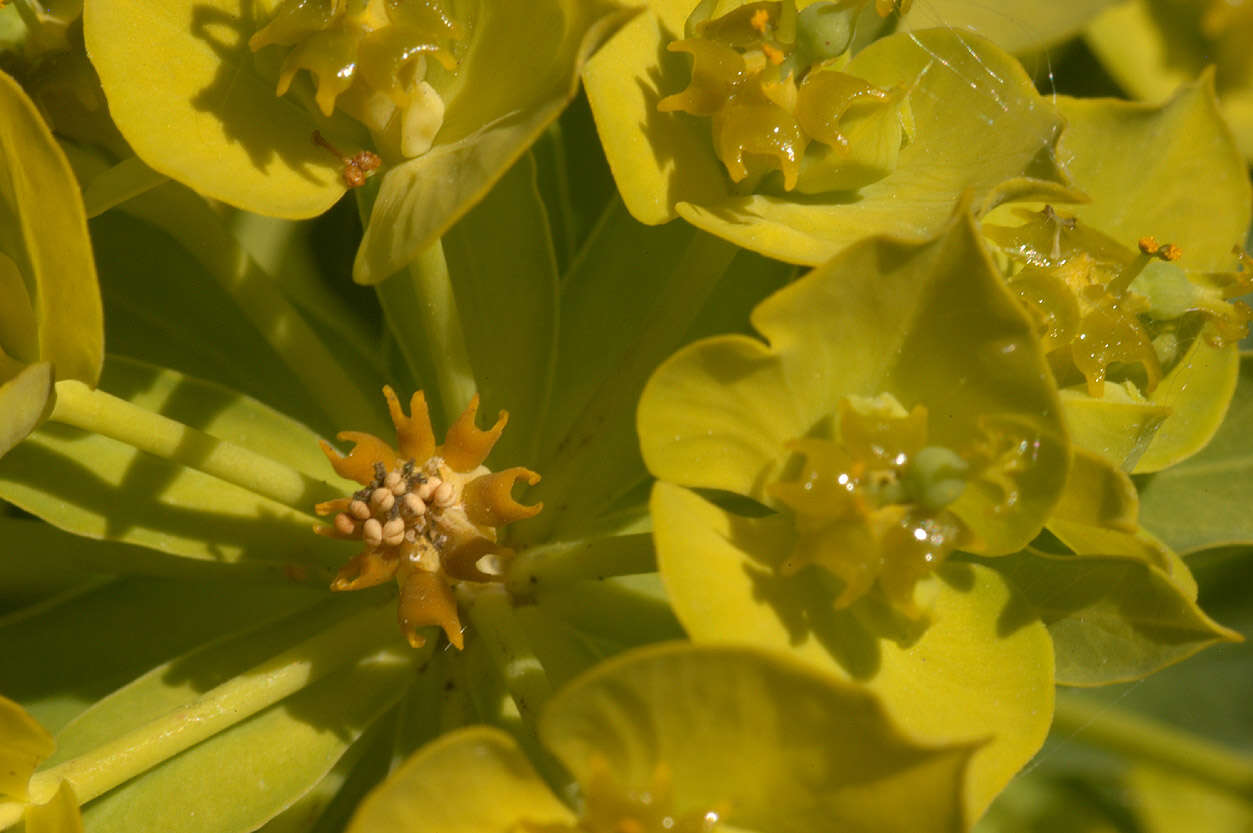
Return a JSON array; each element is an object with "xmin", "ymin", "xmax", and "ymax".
[{"xmin": 315, "ymin": 387, "xmax": 541, "ymax": 649}]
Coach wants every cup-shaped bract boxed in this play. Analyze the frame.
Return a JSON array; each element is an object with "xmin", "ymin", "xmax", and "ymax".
[
  {"xmin": 638, "ymin": 205, "xmax": 1067, "ymax": 818},
  {"xmin": 584, "ymin": 0, "xmax": 1075, "ymax": 265}
]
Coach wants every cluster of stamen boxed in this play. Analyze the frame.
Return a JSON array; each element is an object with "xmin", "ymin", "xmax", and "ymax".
[
  {"xmin": 659, "ymin": 0, "xmax": 913, "ymax": 193},
  {"xmin": 985, "ymin": 206, "xmax": 1252, "ymax": 398},
  {"xmin": 250, "ymin": 0, "xmax": 465, "ymax": 160},
  {"xmin": 315, "ymin": 387, "xmax": 542, "ymax": 649},
  {"xmin": 769, "ymin": 394, "xmax": 975, "ymax": 616}
]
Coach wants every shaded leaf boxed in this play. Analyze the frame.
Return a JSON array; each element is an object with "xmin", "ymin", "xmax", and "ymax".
[
  {"xmin": 0, "ymin": 575, "xmax": 326, "ymax": 734},
  {"xmin": 520, "ymin": 199, "xmax": 791, "ymax": 544},
  {"xmin": 992, "ymin": 549, "xmax": 1238, "ymax": 686},
  {"xmin": 0, "ymin": 361, "xmax": 51, "ymax": 460},
  {"xmin": 440, "ymin": 153, "xmax": 559, "ymax": 468},
  {"xmin": 1086, "ymin": 0, "xmax": 1253, "ymax": 160},
  {"xmin": 1137, "ymin": 356, "xmax": 1253, "ymax": 553}
]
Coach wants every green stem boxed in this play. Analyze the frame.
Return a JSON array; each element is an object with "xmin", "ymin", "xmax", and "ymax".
[
  {"xmin": 507, "ymin": 532, "xmax": 656, "ymax": 597},
  {"xmin": 5, "ymin": 604, "xmax": 400, "ymax": 827},
  {"xmin": 49, "ymin": 380, "xmax": 338, "ymax": 511},
  {"xmin": 353, "ymin": 191, "xmax": 477, "ymax": 430},
  {"xmin": 1052, "ymin": 692, "xmax": 1253, "ymax": 801},
  {"xmin": 386, "ymin": 244, "xmax": 478, "ymax": 429},
  {"xmin": 458, "ymin": 584, "xmax": 552, "ymax": 725}
]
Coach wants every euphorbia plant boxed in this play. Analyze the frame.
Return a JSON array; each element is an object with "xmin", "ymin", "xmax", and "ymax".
[{"xmin": 1, "ymin": 2, "xmax": 1252, "ymax": 832}]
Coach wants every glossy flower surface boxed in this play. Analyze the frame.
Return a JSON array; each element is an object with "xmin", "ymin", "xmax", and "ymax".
[
  {"xmin": 639, "ymin": 207, "xmax": 1069, "ymax": 818},
  {"xmin": 583, "ymin": 0, "xmax": 1074, "ymax": 265},
  {"xmin": 83, "ymin": 0, "xmax": 633, "ymax": 281},
  {"xmin": 983, "ymin": 79, "xmax": 1253, "ymax": 472}
]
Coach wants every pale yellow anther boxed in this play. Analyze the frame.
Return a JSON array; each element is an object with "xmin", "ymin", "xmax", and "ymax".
[
  {"xmin": 382, "ymin": 518, "xmax": 406, "ymax": 547},
  {"xmin": 370, "ymin": 487, "xmax": 395, "ymax": 513},
  {"xmin": 362, "ymin": 517, "xmax": 383, "ymax": 547},
  {"xmin": 417, "ymin": 478, "xmax": 440, "ymax": 501},
  {"xmin": 384, "ymin": 470, "xmax": 403, "ymax": 491},
  {"xmin": 349, "ymin": 499, "xmax": 371, "ymax": 520},
  {"xmin": 433, "ymin": 480, "xmax": 456, "ymax": 508},
  {"xmin": 333, "ymin": 513, "xmax": 356, "ymax": 535},
  {"xmin": 403, "ymin": 493, "xmax": 427, "ymax": 516}
]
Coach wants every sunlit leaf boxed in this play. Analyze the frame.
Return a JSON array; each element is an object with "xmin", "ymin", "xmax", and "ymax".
[
  {"xmin": 543, "ymin": 643, "xmax": 976, "ymax": 833},
  {"xmin": 83, "ymin": 0, "xmax": 354, "ymax": 217},
  {"xmin": 1053, "ymin": 81, "xmax": 1250, "ymax": 272},
  {"xmin": 77, "ymin": 643, "xmax": 411, "ymax": 833}
]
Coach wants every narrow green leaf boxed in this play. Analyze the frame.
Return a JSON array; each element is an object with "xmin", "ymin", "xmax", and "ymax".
[
  {"xmin": 86, "ymin": 210, "xmax": 328, "ymax": 433},
  {"xmin": 78, "ymin": 643, "xmax": 412, "ymax": 833},
  {"xmin": 81, "ymin": 155, "xmax": 168, "ymax": 218},
  {"xmin": 440, "ymin": 153, "xmax": 559, "ymax": 468},
  {"xmin": 0, "ymin": 576, "xmax": 326, "ymax": 733},
  {"xmin": 0, "ymin": 356, "xmax": 352, "ymax": 569},
  {"xmin": 522, "ymin": 200, "xmax": 791, "ymax": 543}
]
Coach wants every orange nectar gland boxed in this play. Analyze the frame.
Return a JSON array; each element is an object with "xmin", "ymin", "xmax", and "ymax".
[
  {"xmin": 312, "ymin": 130, "xmax": 382, "ymax": 189},
  {"xmin": 314, "ymin": 387, "xmax": 541, "ymax": 650}
]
